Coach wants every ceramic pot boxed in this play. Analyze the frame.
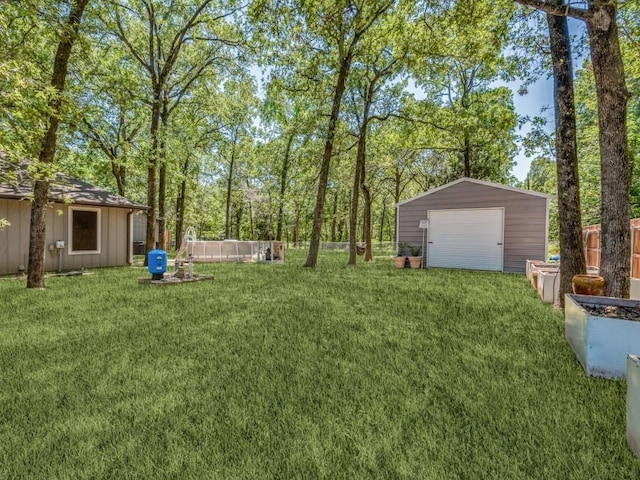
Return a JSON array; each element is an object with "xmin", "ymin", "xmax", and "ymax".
[
  {"xmin": 394, "ymin": 256, "xmax": 407, "ymax": 268},
  {"xmin": 572, "ymin": 274, "xmax": 605, "ymax": 296}
]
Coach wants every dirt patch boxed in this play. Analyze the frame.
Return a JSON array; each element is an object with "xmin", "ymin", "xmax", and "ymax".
[
  {"xmin": 138, "ymin": 274, "xmax": 214, "ymax": 286},
  {"xmin": 583, "ymin": 304, "xmax": 640, "ymax": 322}
]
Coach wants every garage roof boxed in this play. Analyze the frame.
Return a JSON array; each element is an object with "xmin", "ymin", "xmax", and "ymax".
[{"xmin": 395, "ymin": 177, "xmax": 554, "ymax": 207}]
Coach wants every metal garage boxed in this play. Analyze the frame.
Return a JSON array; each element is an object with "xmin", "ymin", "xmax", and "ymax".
[{"xmin": 395, "ymin": 177, "xmax": 552, "ymax": 273}]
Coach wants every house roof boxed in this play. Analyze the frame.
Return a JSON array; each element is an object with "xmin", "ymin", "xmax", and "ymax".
[
  {"xmin": 395, "ymin": 177, "xmax": 554, "ymax": 207},
  {"xmin": 0, "ymin": 160, "xmax": 147, "ymax": 210}
]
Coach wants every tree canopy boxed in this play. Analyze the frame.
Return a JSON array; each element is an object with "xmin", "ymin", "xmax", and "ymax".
[{"xmin": 1, "ymin": 0, "xmax": 638, "ymax": 278}]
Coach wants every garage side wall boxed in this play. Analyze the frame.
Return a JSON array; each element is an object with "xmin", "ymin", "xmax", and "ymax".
[{"xmin": 397, "ymin": 181, "xmax": 548, "ymax": 273}]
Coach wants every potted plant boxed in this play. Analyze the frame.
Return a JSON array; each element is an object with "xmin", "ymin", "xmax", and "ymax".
[
  {"xmin": 395, "ymin": 242, "xmax": 410, "ymax": 268},
  {"xmin": 408, "ymin": 246, "xmax": 422, "ymax": 268}
]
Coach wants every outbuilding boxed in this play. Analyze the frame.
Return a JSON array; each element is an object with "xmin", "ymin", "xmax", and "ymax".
[
  {"xmin": 0, "ymin": 167, "xmax": 147, "ymax": 275},
  {"xmin": 395, "ymin": 177, "xmax": 552, "ymax": 273}
]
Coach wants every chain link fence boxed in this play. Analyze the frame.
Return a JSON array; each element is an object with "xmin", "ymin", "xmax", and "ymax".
[{"xmin": 289, "ymin": 242, "xmax": 396, "ymax": 255}]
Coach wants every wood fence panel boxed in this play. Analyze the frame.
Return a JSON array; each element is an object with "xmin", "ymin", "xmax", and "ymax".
[{"xmin": 583, "ymin": 220, "xmax": 640, "ymax": 279}]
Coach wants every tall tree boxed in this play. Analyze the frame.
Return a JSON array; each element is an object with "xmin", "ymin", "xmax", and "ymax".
[
  {"xmin": 303, "ymin": 1, "xmax": 397, "ymax": 268},
  {"xmin": 515, "ymin": 0, "xmax": 632, "ymax": 297},
  {"xmin": 103, "ymin": 0, "xmax": 242, "ymax": 257},
  {"xmin": 546, "ymin": 1, "xmax": 586, "ymax": 307},
  {"xmin": 171, "ymin": 93, "xmax": 224, "ymax": 250},
  {"xmin": 346, "ymin": 52, "xmax": 405, "ymax": 264},
  {"xmin": 252, "ymin": 0, "xmax": 398, "ymax": 266},
  {"xmin": 213, "ymin": 77, "xmax": 259, "ymax": 239},
  {"xmin": 27, "ymin": 0, "xmax": 90, "ymax": 289},
  {"xmin": 258, "ymin": 79, "xmax": 319, "ymax": 242}
]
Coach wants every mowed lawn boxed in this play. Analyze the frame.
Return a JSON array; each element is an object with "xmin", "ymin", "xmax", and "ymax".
[{"xmin": 0, "ymin": 251, "xmax": 638, "ymax": 479}]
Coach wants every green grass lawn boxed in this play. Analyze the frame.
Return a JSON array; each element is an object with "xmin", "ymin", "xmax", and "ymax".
[{"xmin": 1, "ymin": 251, "xmax": 638, "ymax": 479}]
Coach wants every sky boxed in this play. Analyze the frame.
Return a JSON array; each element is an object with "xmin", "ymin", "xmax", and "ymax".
[
  {"xmin": 510, "ymin": 76, "xmax": 555, "ymax": 181},
  {"xmin": 509, "ymin": 16, "xmax": 587, "ymax": 182}
]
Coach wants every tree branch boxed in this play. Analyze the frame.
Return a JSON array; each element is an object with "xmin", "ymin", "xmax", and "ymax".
[{"xmin": 513, "ymin": 0, "xmax": 591, "ymax": 21}]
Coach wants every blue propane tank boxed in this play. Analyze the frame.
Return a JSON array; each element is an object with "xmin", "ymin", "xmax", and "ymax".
[{"xmin": 148, "ymin": 249, "xmax": 167, "ymax": 280}]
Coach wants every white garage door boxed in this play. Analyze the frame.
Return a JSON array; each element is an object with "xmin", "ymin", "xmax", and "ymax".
[{"xmin": 427, "ymin": 208, "xmax": 504, "ymax": 271}]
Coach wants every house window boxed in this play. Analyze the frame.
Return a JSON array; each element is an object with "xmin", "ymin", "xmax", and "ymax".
[{"xmin": 69, "ymin": 207, "xmax": 101, "ymax": 254}]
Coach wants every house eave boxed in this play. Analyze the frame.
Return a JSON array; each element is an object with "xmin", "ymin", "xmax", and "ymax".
[{"xmin": 0, "ymin": 192, "xmax": 148, "ymax": 211}]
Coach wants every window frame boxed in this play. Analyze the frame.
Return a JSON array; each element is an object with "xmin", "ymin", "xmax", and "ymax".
[{"xmin": 68, "ymin": 206, "xmax": 101, "ymax": 255}]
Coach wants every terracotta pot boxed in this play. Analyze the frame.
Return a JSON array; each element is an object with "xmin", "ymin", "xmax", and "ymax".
[
  {"xmin": 394, "ymin": 256, "xmax": 407, "ymax": 268},
  {"xmin": 572, "ymin": 274, "xmax": 605, "ymax": 296},
  {"xmin": 408, "ymin": 256, "xmax": 422, "ymax": 268}
]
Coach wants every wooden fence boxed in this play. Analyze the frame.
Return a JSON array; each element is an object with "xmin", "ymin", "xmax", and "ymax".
[{"xmin": 582, "ymin": 218, "xmax": 640, "ymax": 279}]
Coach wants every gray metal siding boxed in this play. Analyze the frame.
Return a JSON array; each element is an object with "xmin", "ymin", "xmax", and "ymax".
[
  {"xmin": 0, "ymin": 200, "xmax": 131, "ymax": 275},
  {"xmin": 397, "ymin": 181, "xmax": 548, "ymax": 273}
]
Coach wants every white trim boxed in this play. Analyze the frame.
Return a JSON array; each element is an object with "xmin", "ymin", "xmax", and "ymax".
[
  {"xmin": 68, "ymin": 206, "xmax": 101, "ymax": 255},
  {"xmin": 395, "ymin": 177, "xmax": 554, "ymax": 207}
]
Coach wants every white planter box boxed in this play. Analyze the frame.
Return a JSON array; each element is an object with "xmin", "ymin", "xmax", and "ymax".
[
  {"xmin": 565, "ymin": 294, "xmax": 640, "ymax": 379},
  {"xmin": 628, "ymin": 354, "xmax": 640, "ymax": 458},
  {"xmin": 526, "ymin": 260, "xmax": 556, "ymax": 282},
  {"xmin": 537, "ymin": 269, "xmax": 560, "ymax": 304}
]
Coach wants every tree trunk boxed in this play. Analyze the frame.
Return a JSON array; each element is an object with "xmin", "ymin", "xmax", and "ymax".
[
  {"xmin": 27, "ymin": 179, "xmax": 49, "ymax": 288},
  {"xmin": 247, "ymin": 180, "xmax": 254, "ymax": 239},
  {"xmin": 378, "ymin": 200, "xmax": 386, "ymax": 243},
  {"xmin": 234, "ymin": 204, "xmax": 243, "ymax": 240},
  {"xmin": 225, "ymin": 130, "xmax": 238, "ymax": 239},
  {"xmin": 338, "ymin": 218, "xmax": 346, "ymax": 243},
  {"xmin": 349, "ymin": 76, "xmax": 377, "ymax": 265},
  {"xmin": 547, "ymin": 6, "xmax": 586, "ymax": 307},
  {"xmin": 175, "ymin": 190, "xmax": 184, "ymax": 251},
  {"xmin": 158, "ymin": 163, "xmax": 170, "ymax": 250},
  {"xmin": 587, "ymin": 2, "xmax": 631, "ymax": 298},
  {"xmin": 174, "ymin": 157, "xmax": 189, "ymax": 251},
  {"xmin": 112, "ymin": 162, "xmax": 126, "ymax": 197},
  {"xmin": 516, "ymin": 0, "xmax": 631, "ymax": 299},
  {"xmin": 362, "ymin": 181, "xmax": 373, "ymax": 262},
  {"xmin": 393, "ymin": 166, "xmax": 402, "ymax": 244},
  {"xmin": 158, "ymin": 105, "xmax": 168, "ymax": 251},
  {"xmin": 330, "ymin": 188, "xmax": 339, "ymax": 243},
  {"xmin": 27, "ymin": 0, "xmax": 89, "ymax": 288},
  {"xmin": 276, "ymin": 133, "xmax": 294, "ymax": 241},
  {"xmin": 463, "ymin": 131, "xmax": 471, "ymax": 177},
  {"xmin": 144, "ymin": 93, "xmax": 161, "ymax": 261},
  {"xmin": 304, "ymin": 53, "xmax": 352, "ymax": 267},
  {"xmin": 348, "ymin": 138, "xmax": 364, "ymax": 264}
]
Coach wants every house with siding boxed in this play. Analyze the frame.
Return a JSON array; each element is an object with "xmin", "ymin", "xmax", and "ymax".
[
  {"xmin": 0, "ymin": 165, "xmax": 147, "ymax": 275},
  {"xmin": 395, "ymin": 177, "xmax": 553, "ymax": 273}
]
